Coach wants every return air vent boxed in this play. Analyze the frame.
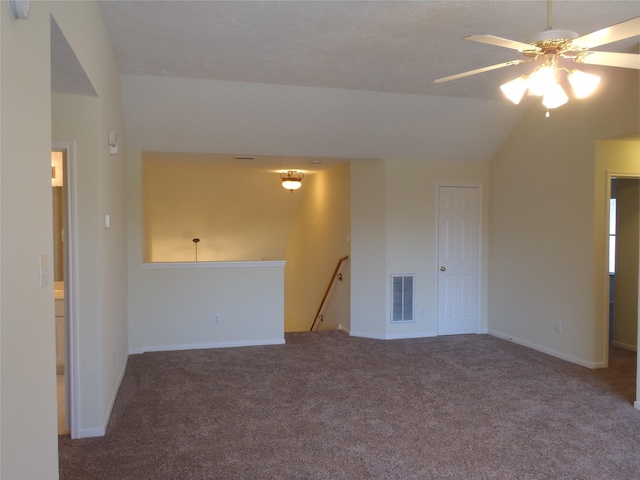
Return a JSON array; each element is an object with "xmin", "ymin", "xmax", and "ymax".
[{"xmin": 391, "ymin": 274, "xmax": 414, "ymax": 323}]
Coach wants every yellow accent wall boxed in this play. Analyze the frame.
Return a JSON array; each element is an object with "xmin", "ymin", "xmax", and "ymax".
[
  {"xmin": 284, "ymin": 163, "xmax": 351, "ymax": 332},
  {"xmin": 142, "ymin": 152, "xmax": 303, "ymax": 262}
]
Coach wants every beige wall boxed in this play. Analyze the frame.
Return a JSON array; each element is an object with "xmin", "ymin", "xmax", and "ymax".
[
  {"xmin": 612, "ymin": 179, "xmax": 639, "ymax": 351},
  {"xmin": 50, "ymin": 1, "xmax": 128, "ymax": 439},
  {"xmin": 142, "ymin": 152, "xmax": 303, "ymax": 262},
  {"xmin": 1, "ymin": 2, "xmax": 59, "ymax": 477},
  {"xmin": 351, "ymin": 158, "xmax": 490, "ymax": 339},
  {"xmin": 350, "ymin": 159, "xmax": 388, "ymax": 338},
  {"xmin": 0, "ymin": 5, "xmax": 127, "ymax": 471},
  {"xmin": 284, "ymin": 163, "xmax": 351, "ymax": 332},
  {"xmin": 51, "ymin": 94, "xmax": 106, "ymax": 434},
  {"xmin": 489, "ymin": 68, "xmax": 639, "ymax": 368}
]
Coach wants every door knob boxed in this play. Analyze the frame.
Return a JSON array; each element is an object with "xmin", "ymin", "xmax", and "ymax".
[{"xmin": 440, "ymin": 266, "xmax": 446, "ymax": 271}]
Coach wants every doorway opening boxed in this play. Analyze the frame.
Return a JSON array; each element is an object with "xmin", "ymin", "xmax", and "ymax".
[
  {"xmin": 607, "ymin": 176, "xmax": 638, "ymax": 404},
  {"xmin": 52, "ymin": 141, "xmax": 79, "ymax": 438}
]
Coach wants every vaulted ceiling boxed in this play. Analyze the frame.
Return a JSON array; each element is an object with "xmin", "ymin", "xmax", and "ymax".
[
  {"xmin": 54, "ymin": 1, "xmax": 640, "ymax": 163},
  {"xmin": 97, "ymin": 1, "xmax": 639, "ymax": 98}
]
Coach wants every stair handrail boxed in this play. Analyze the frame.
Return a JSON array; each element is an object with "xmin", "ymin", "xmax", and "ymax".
[{"xmin": 310, "ymin": 255, "xmax": 349, "ymax": 331}]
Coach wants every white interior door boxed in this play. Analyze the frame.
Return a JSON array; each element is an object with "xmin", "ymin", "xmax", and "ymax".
[{"xmin": 437, "ymin": 186, "xmax": 480, "ymax": 335}]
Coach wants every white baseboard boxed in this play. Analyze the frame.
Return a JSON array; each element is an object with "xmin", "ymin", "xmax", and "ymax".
[
  {"xmin": 488, "ymin": 330, "xmax": 604, "ymax": 369},
  {"xmin": 337, "ymin": 324, "xmax": 351, "ymax": 335},
  {"xmin": 141, "ymin": 338, "xmax": 285, "ymax": 353},
  {"xmin": 349, "ymin": 330, "xmax": 387, "ymax": 340},
  {"xmin": 128, "ymin": 347, "xmax": 144, "ymax": 355},
  {"xmin": 78, "ymin": 353, "xmax": 129, "ymax": 439},
  {"xmin": 384, "ymin": 331, "xmax": 436, "ymax": 340},
  {"xmin": 350, "ymin": 330, "xmax": 436, "ymax": 340},
  {"xmin": 78, "ymin": 426, "xmax": 106, "ymax": 438},
  {"xmin": 611, "ymin": 340, "xmax": 637, "ymax": 352},
  {"xmin": 635, "ymin": 401, "xmax": 640, "ymax": 411}
]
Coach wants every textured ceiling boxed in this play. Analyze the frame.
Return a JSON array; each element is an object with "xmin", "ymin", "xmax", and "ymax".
[
  {"xmin": 50, "ymin": 1, "xmax": 639, "ymax": 164},
  {"xmin": 97, "ymin": 0, "xmax": 640, "ymax": 99},
  {"xmin": 51, "ymin": 17, "xmax": 97, "ymax": 96}
]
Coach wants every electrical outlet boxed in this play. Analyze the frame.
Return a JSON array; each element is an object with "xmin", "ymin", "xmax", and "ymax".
[
  {"xmin": 419, "ymin": 306, "xmax": 426, "ymax": 316},
  {"xmin": 554, "ymin": 321, "xmax": 562, "ymax": 333},
  {"xmin": 214, "ymin": 314, "xmax": 221, "ymax": 325}
]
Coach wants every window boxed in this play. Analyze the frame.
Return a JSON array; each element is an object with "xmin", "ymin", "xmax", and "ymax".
[{"xmin": 609, "ymin": 198, "xmax": 616, "ymax": 274}]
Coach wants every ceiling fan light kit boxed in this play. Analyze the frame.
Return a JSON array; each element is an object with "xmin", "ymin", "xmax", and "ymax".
[
  {"xmin": 434, "ymin": 1, "xmax": 639, "ymax": 116},
  {"xmin": 499, "ymin": 62, "xmax": 599, "ymax": 111}
]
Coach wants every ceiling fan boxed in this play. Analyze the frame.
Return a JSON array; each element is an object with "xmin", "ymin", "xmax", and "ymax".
[{"xmin": 434, "ymin": 0, "xmax": 640, "ymax": 114}]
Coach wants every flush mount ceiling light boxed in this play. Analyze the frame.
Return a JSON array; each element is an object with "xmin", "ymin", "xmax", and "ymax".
[
  {"xmin": 434, "ymin": 0, "xmax": 639, "ymax": 116},
  {"xmin": 280, "ymin": 171, "xmax": 304, "ymax": 192}
]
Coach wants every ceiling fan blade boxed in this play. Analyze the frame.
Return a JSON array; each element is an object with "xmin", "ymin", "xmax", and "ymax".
[
  {"xmin": 465, "ymin": 35, "xmax": 540, "ymax": 53},
  {"xmin": 576, "ymin": 51, "xmax": 640, "ymax": 69},
  {"xmin": 434, "ymin": 59, "xmax": 533, "ymax": 84},
  {"xmin": 572, "ymin": 16, "xmax": 640, "ymax": 49}
]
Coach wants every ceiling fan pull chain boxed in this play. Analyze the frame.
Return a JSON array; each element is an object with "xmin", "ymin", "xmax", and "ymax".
[{"xmin": 547, "ymin": 0, "xmax": 553, "ymax": 30}]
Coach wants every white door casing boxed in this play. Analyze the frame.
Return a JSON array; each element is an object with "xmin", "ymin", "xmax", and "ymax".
[{"xmin": 437, "ymin": 186, "xmax": 480, "ymax": 335}]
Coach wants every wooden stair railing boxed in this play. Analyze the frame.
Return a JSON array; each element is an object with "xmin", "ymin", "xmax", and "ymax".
[{"xmin": 310, "ymin": 255, "xmax": 349, "ymax": 331}]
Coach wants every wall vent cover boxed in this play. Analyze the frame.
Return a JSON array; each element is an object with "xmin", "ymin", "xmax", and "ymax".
[{"xmin": 391, "ymin": 274, "xmax": 414, "ymax": 323}]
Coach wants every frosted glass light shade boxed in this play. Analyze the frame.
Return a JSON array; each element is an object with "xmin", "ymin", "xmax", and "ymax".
[
  {"xmin": 280, "ymin": 170, "xmax": 304, "ymax": 191},
  {"xmin": 542, "ymin": 83, "xmax": 569, "ymax": 109},
  {"xmin": 500, "ymin": 76, "xmax": 529, "ymax": 104},
  {"xmin": 282, "ymin": 179, "xmax": 302, "ymax": 190},
  {"xmin": 568, "ymin": 70, "xmax": 601, "ymax": 98},
  {"xmin": 528, "ymin": 66, "xmax": 556, "ymax": 97}
]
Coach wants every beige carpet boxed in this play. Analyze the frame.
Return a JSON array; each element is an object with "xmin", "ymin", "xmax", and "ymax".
[{"xmin": 59, "ymin": 332, "xmax": 640, "ymax": 479}]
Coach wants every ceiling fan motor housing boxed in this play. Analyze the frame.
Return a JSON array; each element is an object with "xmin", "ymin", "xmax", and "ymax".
[{"xmin": 524, "ymin": 29, "xmax": 581, "ymax": 55}]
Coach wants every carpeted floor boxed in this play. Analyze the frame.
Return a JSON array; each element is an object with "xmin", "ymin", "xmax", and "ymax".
[{"xmin": 59, "ymin": 332, "xmax": 640, "ymax": 479}]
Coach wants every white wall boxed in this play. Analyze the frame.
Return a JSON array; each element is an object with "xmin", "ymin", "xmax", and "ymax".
[
  {"xmin": 121, "ymin": 74, "xmax": 523, "ymax": 163},
  {"xmin": 489, "ymin": 69, "xmax": 639, "ymax": 368},
  {"xmin": 350, "ymin": 158, "xmax": 490, "ymax": 340},
  {"xmin": 284, "ymin": 163, "xmax": 351, "ymax": 332},
  {"xmin": 130, "ymin": 263, "xmax": 285, "ymax": 352},
  {"xmin": 128, "ymin": 152, "xmax": 285, "ymax": 352},
  {"xmin": 1, "ymin": 3, "xmax": 59, "ymax": 477}
]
